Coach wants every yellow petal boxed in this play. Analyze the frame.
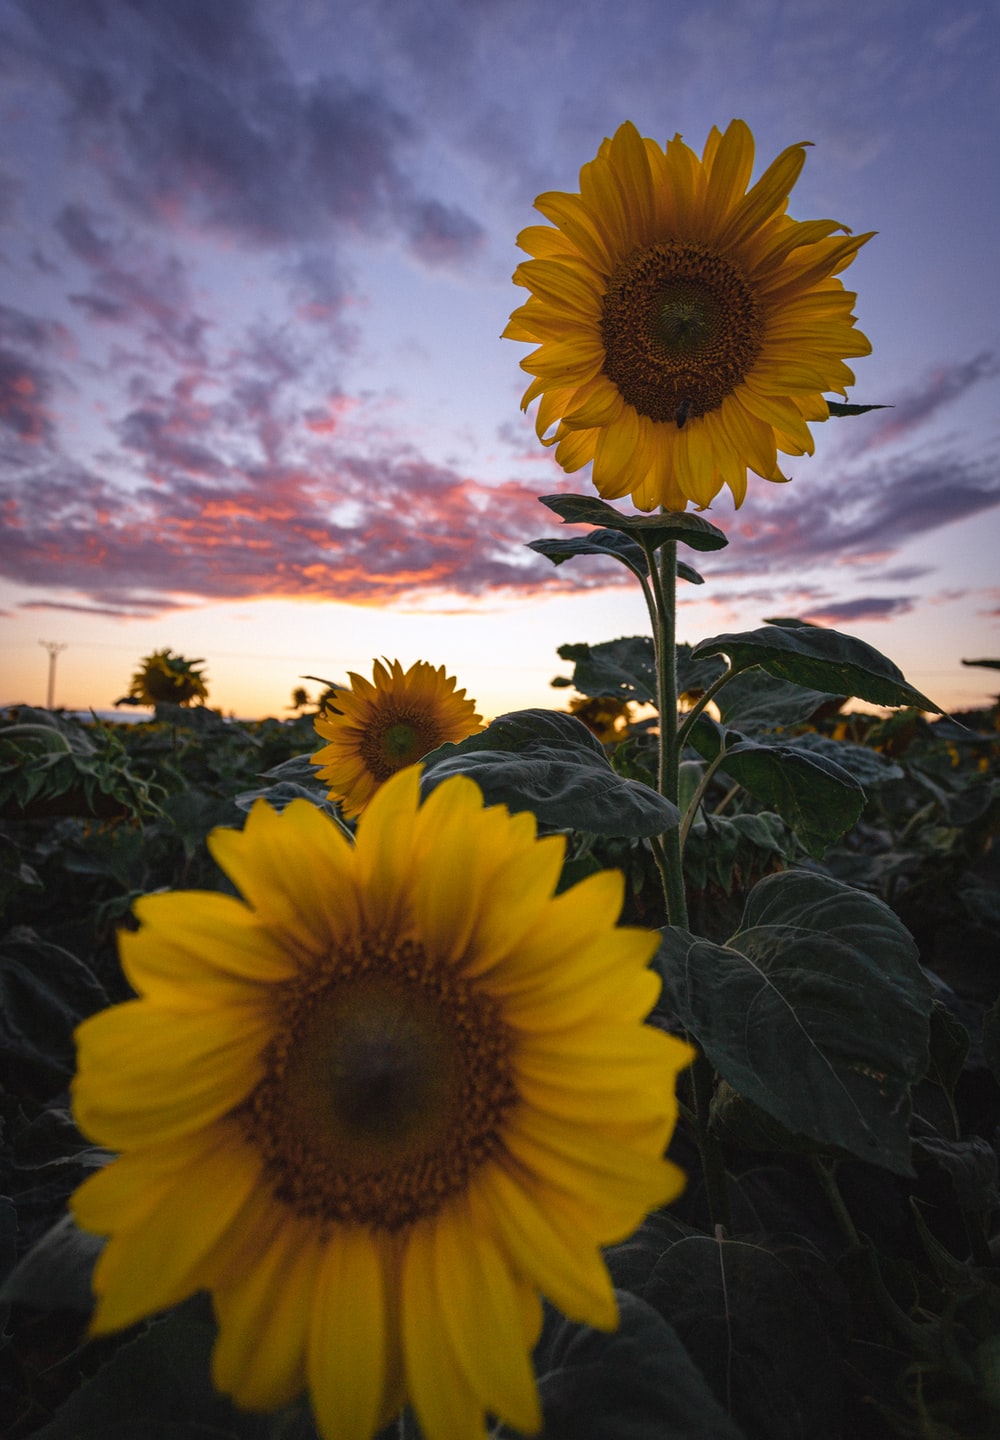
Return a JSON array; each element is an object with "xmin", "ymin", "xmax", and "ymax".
[
  {"xmin": 433, "ymin": 1202, "xmax": 542, "ymax": 1434},
  {"xmin": 208, "ymin": 800, "xmax": 358, "ymax": 956},
  {"xmin": 212, "ymin": 1214, "xmax": 321, "ymax": 1409},
  {"xmin": 73, "ymin": 1001, "xmax": 268, "ymax": 1148},
  {"xmin": 87, "ymin": 1134, "xmax": 262, "ymax": 1333},
  {"xmin": 702, "ymin": 119, "xmax": 755, "ymax": 241},
  {"xmin": 308, "ymin": 1228, "xmax": 388, "ymax": 1440},
  {"xmin": 403, "ymin": 1222, "xmax": 490, "ymax": 1440},
  {"xmin": 121, "ymin": 891, "xmax": 294, "ymax": 1005},
  {"xmin": 470, "ymin": 1166, "xmax": 618, "ymax": 1328}
]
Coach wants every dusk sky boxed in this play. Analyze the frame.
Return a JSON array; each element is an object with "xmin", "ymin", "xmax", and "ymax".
[{"xmin": 2, "ymin": 0, "xmax": 998, "ymax": 720}]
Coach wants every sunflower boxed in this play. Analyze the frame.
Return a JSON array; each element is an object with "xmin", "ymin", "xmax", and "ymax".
[
  {"xmin": 71, "ymin": 769, "xmax": 693, "ymax": 1440},
  {"xmin": 125, "ymin": 648, "xmax": 209, "ymax": 706},
  {"xmin": 312, "ymin": 658, "xmax": 482, "ymax": 818},
  {"xmin": 504, "ymin": 119, "xmax": 873, "ymax": 511}
]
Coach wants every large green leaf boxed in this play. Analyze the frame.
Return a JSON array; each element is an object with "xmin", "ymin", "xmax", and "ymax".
[
  {"xmin": 540, "ymin": 493, "xmax": 729, "ymax": 552},
  {"xmin": 658, "ymin": 870, "xmax": 934, "ymax": 1172},
  {"xmin": 501, "ymin": 1290, "xmax": 745, "ymax": 1440},
  {"xmin": 528, "ymin": 530, "xmax": 704, "ymax": 584},
  {"xmin": 693, "ymin": 625, "xmax": 941, "ymax": 711},
  {"xmin": 718, "ymin": 740, "xmax": 865, "ymax": 858},
  {"xmin": 642, "ymin": 1236, "xmax": 845, "ymax": 1440},
  {"xmin": 786, "ymin": 733, "xmax": 905, "ymax": 787},
  {"xmin": 558, "ymin": 637, "xmax": 657, "ymax": 704},
  {"xmin": 715, "ymin": 669, "xmax": 845, "ymax": 734},
  {"xmin": 421, "ymin": 709, "xmax": 679, "ymax": 836},
  {"xmin": 686, "ymin": 723, "xmax": 866, "ymax": 857}
]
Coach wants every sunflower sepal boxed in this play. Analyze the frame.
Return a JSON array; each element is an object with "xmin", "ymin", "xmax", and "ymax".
[
  {"xmin": 825, "ymin": 401, "xmax": 891, "ymax": 417},
  {"xmin": 691, "ymin": 623, "xmax": 942, "ymax": 713},
  {"xmin": 420, "ymin": 708, "xmax": 680, "ymax": 837},
  {"xmin": 539, "ymin": 493, "xmax": 728, "ymax": 553}
]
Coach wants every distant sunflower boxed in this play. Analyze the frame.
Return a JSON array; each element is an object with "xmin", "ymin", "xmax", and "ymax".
[
  {"xmin": 126, "ymin": 648, "xmax": 208, "ymax": 706},
  {"xmin": 71, "ymin": 770, "xmax": 692, "ymax": 1440},
  {"xmin": 313, "ymin": 659, "xmax": 482, "ymax": 818},
  {"xmin": 505, "ymin": 120, "xmax": 873, "ymax": 511}
]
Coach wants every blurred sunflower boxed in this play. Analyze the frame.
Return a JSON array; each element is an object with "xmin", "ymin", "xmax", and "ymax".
[
  {"xmin": 71, "ymin": 769, "xmax": 692, "ymax": 1440},
  {"xmin": 125, "ymin": 648, "xmax": 208, "ymax": 706},
  {"xmin": 505, "ymin": 120, "xmax": 872, "ymax": 511},
  {"xmin": 312, "ymin": 658, "xmax": 482, "ymax": 818}
]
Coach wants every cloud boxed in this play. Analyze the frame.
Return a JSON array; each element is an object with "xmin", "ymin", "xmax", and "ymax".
[
  {"xmin": 13, "ymin": 0, "xmax": 484, "ymax": 267},
  {"xmin": 798, "ymin": 595, "xmax": 918, "ymax": 625},
  {"xmin": 0, "ymin": 418, "xmax": 632, "ymax": 614},
  {"xmin": 0, "ymin": 304, "xmax": 74, "ymax": 446},
  {"xmin": 709, "ymin": 445, "xmax": 1000, "ymax": 579},
  {"xmin": 845, "ymin": 350, "xmax": 1000, "ymax": 452}
]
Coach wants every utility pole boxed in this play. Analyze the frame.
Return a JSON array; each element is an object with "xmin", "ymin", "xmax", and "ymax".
[{"xmin": 38, "ymin": 640, "xmax": 67, "ymax": 709}]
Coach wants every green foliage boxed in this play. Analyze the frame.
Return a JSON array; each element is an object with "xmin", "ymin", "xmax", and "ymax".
[
  {"xmin": 2, "ymin": 680, "xmax": 999, "ymax": 1440},
  {"xmin": 659, "ymin": 871, "xmax": 934, "ymax": 1173},
  {"xmin": 529, "ymin": 529, "xmax": 705, "ymax": 585},
  {"xmin": 693, "ymin": 622, "xmax": 941, "ymax": 712},
  {"xmin": 0, "ymin": 709, "xmax": 163, "ymax": 822},
  {"xmin": 538, "ymin": 492, "xmax": 729, "ymax": 553},
  {"xmin": 421, "ymin": 709, "xmax": 680, "ymax": 836}
]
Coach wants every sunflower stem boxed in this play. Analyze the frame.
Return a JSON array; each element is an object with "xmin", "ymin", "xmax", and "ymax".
[
  {"xmin": 644, "ymin": 533, "xmax": 731, "ymax": 1233},
  {"xmin": 642, "ymin": 539, "xmax": 687, "ymax": 928}
]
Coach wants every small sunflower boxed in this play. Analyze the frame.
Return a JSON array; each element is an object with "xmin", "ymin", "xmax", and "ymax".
[
  {"xmin": 126, "ymin": 648, "xmax": 209, "ymax": 706},
  {"xmin": 71, "ymin": 769, "xmax": 692, "ymax": 1440},
  {"xmin": 312, "ymin": 658, "xmax": 482, "ymax": 818},
  {"xmin": 505, "ymin": 120, "xmax": 873, "ymax": 511}
]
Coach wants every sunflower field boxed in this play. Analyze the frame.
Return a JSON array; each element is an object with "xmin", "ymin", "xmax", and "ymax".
[{"xmin": 3, "ymin": 117, "xmax": 1000, "ymax": 1440}]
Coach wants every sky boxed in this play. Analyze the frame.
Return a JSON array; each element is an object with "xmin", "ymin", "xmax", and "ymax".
[{"xmin": 1, "ymin": 0, "xmax": 998, "ymax": 721}]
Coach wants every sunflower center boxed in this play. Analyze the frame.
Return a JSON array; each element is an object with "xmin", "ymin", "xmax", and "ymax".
[
  {"xmin": 241, "ymin": 937, "xmax": 518, "ymax": 1231},
  {"xmin": 600, "ymin": 241, "xmax": 763, "ymax": 423},
  {"xmin": 358, "ymin": 709, "xmax": 442, "ymax": 781}
]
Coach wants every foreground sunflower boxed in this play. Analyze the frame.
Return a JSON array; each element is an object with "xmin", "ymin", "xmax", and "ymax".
[
  {"xmin": 505, "ymin": 119, "xmax": 873, "ymax": 511},
  {"xmin": 71, "ymin": 768, "xmax": 692, "ymax": 1440},
  {"xmin": 313, "ymin": 658, "xmax": 482, "ymax": 819}
]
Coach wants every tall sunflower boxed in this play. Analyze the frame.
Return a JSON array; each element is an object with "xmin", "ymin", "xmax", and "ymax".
[
  {"xmin": 312, "ymin": 658, "xmax": 482, "ymax": 819},
  {"xmin": 71, "ymin": 769, "xmax": 692, "ymax": 1440},
  {"xmin": 505, "ymin": 119, "xmax": 873, "ymax": 511}
]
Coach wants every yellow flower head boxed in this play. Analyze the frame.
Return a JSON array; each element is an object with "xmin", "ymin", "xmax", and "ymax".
[
  {"xmin": 71, "ymin": 769, "xmax": 693, "ymax": 1440},
  {"xmin": 127, "ymin": 648, "xmax": 209, "ymax": 706},
  {"xmin": 312, "ymin": 658, "xmax": 482, "ymax": 818},
  {"xmin": 505, "ymin": 120, "xmax": 873, "ymax": 512}
]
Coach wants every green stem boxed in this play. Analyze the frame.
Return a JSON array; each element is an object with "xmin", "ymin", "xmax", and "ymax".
[
  {"xmin": 675, "ymin": 664, "xmax": 736, "ymax": 751},
  {"xmin": 639, "ymin": 539, "xmax": 687, "ymax": 928},
  {"xmin": 678, "ymin": 744, "xmax": 731, "ymax": 854},
  {"xmin": 640, "ymin": 533, "xmax": 731, "ymax": 1233},
  {"xmin": 810, "ymin": 1157, "xmax": 861, "ymax": 1249}
]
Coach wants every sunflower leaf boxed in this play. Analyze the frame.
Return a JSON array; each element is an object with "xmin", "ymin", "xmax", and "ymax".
[
  {"xmin": 539, "ymin": 493, "xmax": 729, "ymax": 552},
  {"xmin": 528, "ymin": 531, "xmax": 705, "ymax": 584},
  {"xmin": 657, "ymin": 870, "xmax": 934, "ymax": 1173},
  {"xmin": 715, "ymin": 669, "xmax": 845, "ymax": 733},
  {"xmin": 693, "ymin": 624, "xmax": 941, "ymax": 712},
  {"xmin": 515, "ymin": 1290, "xmax": 745, "ymax": 1440},
  {"xmin": 719, "ymin": 741, "xmax": 865, "ymax": 857},
  {"xmin": 420, "ymin": 709, "xmax": 679, "ymax": 836},
  {"xmin": 557, "ymin": 637, "xmax": 657, "ymax": 705},
  {"xmin": 642, "ymin": 1237, "xmax": 846, "ymax": 1440}
]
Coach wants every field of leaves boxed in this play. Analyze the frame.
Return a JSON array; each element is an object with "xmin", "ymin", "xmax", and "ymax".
[{"xmin": 2, "ymin": 647, "xmax": 999, "ymax": 1439}]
